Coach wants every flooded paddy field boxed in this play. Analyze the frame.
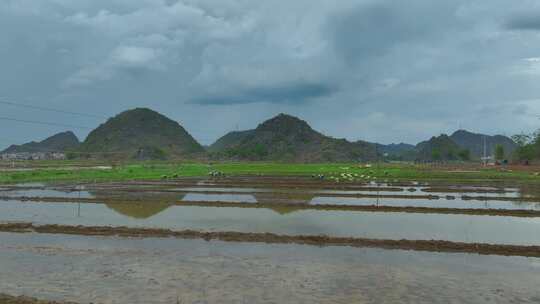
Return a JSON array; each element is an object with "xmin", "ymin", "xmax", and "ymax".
[
  {"xmin": 1, "ymin": 176, "xmax": 540, "ymax": 303},
  {"xmin": 1, "ymin": 201, "xmax": 540, "ymax": 246},
  {"xmin": 1, "ymin": 232, "xmax": 539, "ymax": 304},
  {"xmin": 2, "ymin": 178, "xmax": 540, "ymax": 215}
]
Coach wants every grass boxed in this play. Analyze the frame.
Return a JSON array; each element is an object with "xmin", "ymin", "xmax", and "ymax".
[{"xmin": 0, "ymin": 161, "xmax": 539, "ymax": 184}]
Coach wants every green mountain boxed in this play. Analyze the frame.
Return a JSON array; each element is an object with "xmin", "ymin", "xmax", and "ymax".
[
  {"xmin": 209, "ymin": 113, "xmax": 377, "ymax": 162},
  {"xmin": 450, "ymin": 130, "xmax": 516, "ymax": 159},
  {"xmin": 415, "ymin": 134, "xmax": 463, "ymax": 161},
  {"xmin": 376, "ymin": 143, "xmax": 416, "ymax": 160},
  {"xmin": 79, "ymin": 108, "xmax": 204, "ymax": 159},
  {"xmin": 207, "ymin": 130, "xmax": 255, "ymax": 153},
  {"xmin": 2, "ymin": 131, "xmax": 79, "ymax": 154}
]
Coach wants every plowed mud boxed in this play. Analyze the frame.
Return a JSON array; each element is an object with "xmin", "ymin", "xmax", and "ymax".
[{"xmin": 0, "ymin": 294, "xmax": 75, "ymax": 304}]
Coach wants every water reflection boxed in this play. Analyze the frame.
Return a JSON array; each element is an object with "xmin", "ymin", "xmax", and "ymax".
[
  {"xmin": 1, "ymin": 201, "xmax": 540, "ymax": 245},
  {"xmin": 254, "ymin": 192, "xmax": 314, "ymax": 204},
  {"xmin": 105, "ymin": 202, "xmax": 174, "ymax": 219},
  {"xmin": 1, "ymin": 188, "xmax": 94, "ymax": 198},
  {"xmin": 310, "ymin": 196, "xmax": 540, "ymax": 210},
  {"xmin": 183, "ymin": 193, "xmax": 257, "ymax": 203},
  {"xmin": 265, "ymin": 205, "xmax": 307, "ymax": 215}
]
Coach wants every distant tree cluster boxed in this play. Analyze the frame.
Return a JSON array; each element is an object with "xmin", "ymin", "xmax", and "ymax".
[
  {"xmin": 494, "ymin": 144, "xmax": 505, "ymax": 161},
  {"xmin": 221, "ymin": 144, "xmax": 269, "ymax": 160},
  {"xmin": 511, "ymin": 130, "xmax": 540, "ymax": 161}
]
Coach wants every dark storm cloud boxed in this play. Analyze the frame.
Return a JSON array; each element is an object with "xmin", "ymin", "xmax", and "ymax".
[
  {"xmin": 191, "ymin": 82, "xmax": 337, "ymax": 105},
  {"xmin": 1, "ymin": 0, "xmax": 540, "ymax": 148},
  {"xmin": 328, "ymin": 0, "xmax": 463, "ymax": 65},
  {"xmin": 505, "ymin": 12, "xmax": 540, "ymax": 31}
]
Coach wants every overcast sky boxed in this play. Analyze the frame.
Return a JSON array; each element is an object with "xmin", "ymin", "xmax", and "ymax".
[{"xmin": 1, "ymin": 0, "xmax": 540, "ymax": 149}]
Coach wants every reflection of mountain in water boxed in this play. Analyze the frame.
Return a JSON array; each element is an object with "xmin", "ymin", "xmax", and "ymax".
[
  {"xmin": 105, "ymin": 201, "xmax": 174, "ymax": 219},
  {"xmin": 519, "ymin": 186, "xmax": 540, "ymax": 198},
  {"xmin": 265, "ymin": 205, "xmax": 309, "ymax": 215},
  {"xmin": 254, "ymin": 192, "xmax": 314, "ymax": 215},
  {"xmin": 89, "ymin": 190, "xmax": 185, "ymax": 219}
]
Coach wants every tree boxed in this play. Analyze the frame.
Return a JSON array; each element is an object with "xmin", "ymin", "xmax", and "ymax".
[
  {"xmin": 458, "ymin": 149, "xmax": 470, "ymax": 161},
  {"xmin": 495, "ymin": 144, "xmax": 505, "ymax": 161},
  {"xmin": 446, "ymin": 150, "xmax": 457, "ymax": 160},
  {"xmin": 431, "ymin": 149, "xmax": 441, "ymax": 161},
  {"xmin": 511, "ymin": 130, "xmax": 540, "ymax": 161},
  {"xmin": 511, "ymin": 133, "xmax": 532, "ymax": 147},
  {"xmin": 534, "ymin": 130, "xmax": 540, "ymax": 146}
]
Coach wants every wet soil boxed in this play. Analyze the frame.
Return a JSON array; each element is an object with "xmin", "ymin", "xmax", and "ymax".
[
  {"xmin": 2, "ymin": 222, "xmax": 539, "ymax": 258},
  {"xmin": 0, "ymin": 294, "xmax": 75, "ymax": 304},
  {"xmin": 2, "ymin": 232, "xmax": 539, "ymax": 304}
]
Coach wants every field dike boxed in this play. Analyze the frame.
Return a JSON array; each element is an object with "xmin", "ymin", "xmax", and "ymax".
[
  {"xmin": 1, "ymin": 222, "xmax": 539, "ymax": 258},
  {"xmin": 0, "ymin": 294, "xmax": 76, "ymax": 304}
]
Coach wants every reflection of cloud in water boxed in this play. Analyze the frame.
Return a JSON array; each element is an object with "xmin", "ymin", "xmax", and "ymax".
[{"xmin": 105, "ymin": 202, "xmax": 174, "ymax": 219}]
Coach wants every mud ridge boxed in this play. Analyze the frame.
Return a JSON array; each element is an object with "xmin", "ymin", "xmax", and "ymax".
[
  {"xmin": 0, "ymin": 294, "xmax": 76, "ymax": 304},
  {"xmin": 1, "ymin": 222, "xmax": 539, "ymax": 258}
]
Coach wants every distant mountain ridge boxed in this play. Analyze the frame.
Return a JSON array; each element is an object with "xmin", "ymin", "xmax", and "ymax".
[
  {"xmin": 207, "ymin": 130, "xmax": 255, "ymax": 153},
  {"xmin": 79, "ymin": 108, "xmax": 204, "ymax": 159},
  {"xmin": 450, "ymin": 130, "xmax": 516, "ymax": 158},
  {"xmin": 377, "ymin": 143, "xmax": 415, "ymax": 156},
  {"xmin": 209, "ymin": 113, "xmax": 377, "ymax": 162},
  {"xmin": 2, "ymin": 131, "xmax": 79, "ymax": 154},
  {"xmin": 1, "ymin": 108, "xmax": 520, "ymax": 162},
  {"xmin": 415, "ymin": 134, "xmax": 462, "ymax": 161},
  {"xmin": 409, "ymin": 130, "xmax": 517, "ymax": 161}
]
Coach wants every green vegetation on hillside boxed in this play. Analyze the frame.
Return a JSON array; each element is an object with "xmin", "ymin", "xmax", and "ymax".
[
  {"xmin": 1, "ymin": 107, "xmax": 525, "ymax": 164},
  {"xmin": 416, "ymin": 135, "xmax": 470, "ymax": 161},
  {"xmin": 209, "ymin": 113, "xmax": 377, "ymax": 162},
  {"xmin": 2, "ymin": 131, "xmax": 80, "ymax": 154},
  {"xmin": 450, "ymin": 130, "xmax": 517, "ymax": 159},
  {"xmin": 78, "ymin": 108, "xmax": 204, "ymax": 159}
]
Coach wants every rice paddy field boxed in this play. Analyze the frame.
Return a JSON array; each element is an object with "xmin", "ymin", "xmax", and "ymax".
[{"xmin": 1, "ymin": 161, "xmax": 540, "ymax": 303}]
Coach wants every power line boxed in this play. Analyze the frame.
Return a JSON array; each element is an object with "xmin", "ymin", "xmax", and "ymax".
[
  {"xmin": 0, "ymin": 116, "xmax": 91, "ymax": 129},
  {"xmin": 0, "ymin": 99, "xmax": 107, "ymax": 118}
]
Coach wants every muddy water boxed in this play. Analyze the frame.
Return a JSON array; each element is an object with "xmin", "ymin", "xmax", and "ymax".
[
  {"xmin": 3, "ymin": 188, "xmax": 539, "ymax": 212},
  {"xmin": 174, "ymin": 186, "xmax": 523, "ymax": 198},
  {"xmin": 1, "ymin": 201, "xmax": 540, "ymax": 245},
  {"xmin": 311, "ymin": 196, "xmax": 540, "ymax": 210},
  {"xmin": 319, "ymin": 187, "xmax": 522, "ymax": 198},
  {"xmin": 175, "ymin": 187, "xmax": 275, "ymax": 193},
  {"xmin": 1, "ymin": 189, "xmax": 94, "ymax": 199},
  {"xmin": 175, "ymin": 192, "xmax": 540, "ymax": 211},
  {"xmin": 0, "ymin": 232, "xmax": 539, "ymax": 304},
  {"xmin": 182, "ymin": 193, "xmax": 257, "ymax": 203}
]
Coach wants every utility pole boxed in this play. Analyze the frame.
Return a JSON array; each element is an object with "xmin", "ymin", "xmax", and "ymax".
[
  {"xmin": 482, "ymin": 135, "xmax": 488, "ymax": 166},
  {"xmin": 375, "ymin": 143, "xmax": 379, "ymax": 170}
]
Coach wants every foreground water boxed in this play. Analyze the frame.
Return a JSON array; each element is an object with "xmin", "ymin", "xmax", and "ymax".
[
  {"xmin": 0, "ymin": 232, "xmax": 538, "ymax": 304},
  {"xmin": 1, "ymin": 200, "xmax": 540, "ymax": 245}
]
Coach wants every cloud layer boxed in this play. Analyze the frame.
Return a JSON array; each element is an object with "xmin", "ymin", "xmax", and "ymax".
[{"xmin": 1, "ymin": 0, "xmax": 540, "ymax": 147}]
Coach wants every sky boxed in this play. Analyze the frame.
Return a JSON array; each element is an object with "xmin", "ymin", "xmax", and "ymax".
[{"xmin": 1, "ymin": 0, "xmax": 540, "ymax": 150}]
